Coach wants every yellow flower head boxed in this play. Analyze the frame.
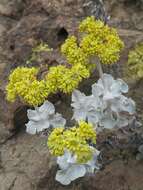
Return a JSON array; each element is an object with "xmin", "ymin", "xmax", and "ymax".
[
  {"xmin": 61, "ymin": 16, "xmax": 124, "ymax": 66},
  {"xmin": 47, "ymin": 127, "xmax": 65, "ymax": 156},
  {"xmin": 61, "ymin": 36, "xmax": 88, "ymax": 66},
  {"xmin": 6, "ymin": 63, "xmax": 89, "ymax": 106},
  {"xmin": 47, "ymin": 121, "xmax": 96, "ymax": 163},
  {"xmin": 79, "ymin": 16, "xmax": 124, "ymax": 64},
  {"xmin": 6, "ymin": 67, "xmax": 50, "ymax": 106},
  {"xmin": 45, "ymin": 65, "xmax": 68, "ymax": 93}
]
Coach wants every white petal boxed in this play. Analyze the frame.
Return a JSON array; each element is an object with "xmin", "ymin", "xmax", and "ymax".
[
  {"xmin": 118, "ymin": 96, "xmax": 136, "ymax": 114},
  {"xmin": 72, "ymin": 110, "xmax": 87, "ymax": 121},
  {"xmin": 103, "ymin": 91, "xmax": 115, "ymax": 100},
  {"xmin": 110, "ymin": 82, "xmax": 122, "ymax": 97},
  {"xmin": 56, "ymin": 151, "xmax": 86, "ymax": 185},
  {"xmin": 56, "ymin": 165, "xmax": 86, "ymax": 185},
  {"xmin": 39, "ymin": 101, "xmax": 55, "ymax": 115},
  {"xmin": 56, "ymin": 170, "xmax": 71, "ymax": 185},
  {"xmin": 100, "ymin": 115, "xmax": 116, "ymax": 129},
  {"xmin": 27, "ymin": 109, "xmax": 41, "ymax": 121},
  {"xmin": 25, "ymin": 120, "xmax": 50, "ymax": 134},
  {"xmin": 92, "ymin": 83, "xmax": 104, "ymax": 97},
  {"xmin": 110, "ymin": 79, "xmax": 128, "ymax": 98},
  {"xmin": 99, "ymin": 74, "xmax": 114, "ymax": 89},
  {"xmin": 87, "ymin": 110, "xmax": 101, "ymax": 125},
  {"xmin": 116, "ymin": 117, "xmax": 129, "ymax": 127},
  {"xmin": 116, "ymin": 79, "xmax": 128, "ymax": 93},
  {"xmin": 86, "ymin": 149, "xmax": 100, "ymax": 173},
  {"xmin": 110, "ymin": 98, "xmax": 120, "ymax": 113},
  {"xmin": 57, "ymin": 151, "xmax": 71, "ymax": 170},
  {"xmin": 27, "ymin": 101, "xmax": 55, "ymax": 122},
  {"xmin": 26, "ymin": 100, "xmax": 66, "ymax": 135},
  {"xmin": 49, "ymin": 113, "xmax": 66, "ymax": 128},
  {"xmin": 72, "ymin": 90, "xmax": 86, "ymax": 103},
  {"xmin": 26, "ymin": 121, "xmax": 37, "ymax": 134},
  {"xmin": 68, "ymin": 165, "xmax": 86, "ymax": 181}
]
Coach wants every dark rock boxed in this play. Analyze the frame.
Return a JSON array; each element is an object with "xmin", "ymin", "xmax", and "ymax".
[
  {"xmin": 0, "ymin": 133, "xmax": 56, "ymax": 190},
  {"xmin": 1, "ymin": 131, "xmax": 143, "ymax": 190},
  {"xmin": 104, "ymin": 0, "xmax": 143, "ymax": 30}
]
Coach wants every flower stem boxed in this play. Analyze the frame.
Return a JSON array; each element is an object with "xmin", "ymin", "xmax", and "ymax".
[{"xmin": 96, "ymin": 59, "xmax": 104, "ymax": 80}]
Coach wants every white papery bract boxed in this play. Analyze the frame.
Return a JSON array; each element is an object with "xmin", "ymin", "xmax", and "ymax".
[
  {"xmin": 71, "ymin": 90, "xmax": 102, "ymax": 125},
  {"xmin": 26, "ymin": 101, "xmax": 66, "ymax": 134},
  {"xmin": 56, "ymin": 149, "xmax": 100, "ymax": 185},
  {"xmin": 72, "ymin": 74, "xmax": 136, "ymax": 130}
]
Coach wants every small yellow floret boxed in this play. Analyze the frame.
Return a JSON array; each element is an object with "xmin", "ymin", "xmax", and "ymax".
[
  {"xmin": 47, "ymin": 127, "xmax": 65, "ymax": 156},
  {"xmin": 77, "ymin": 121, "xmax": 96, "ymax": 143},
  {"xmin": 45, "ymin": 64, "xmax": 89, "ymax": 94},
  {"xmin": 61, "ymin": 36, "xmax": 88, "ymax": 66},
  {"xmin": 47, "ymin": 121, "xmax": 96, "ymax": 164},
  {"xmin": 45, "ymin": 65, "xmax": 67, "ymax": 93}
]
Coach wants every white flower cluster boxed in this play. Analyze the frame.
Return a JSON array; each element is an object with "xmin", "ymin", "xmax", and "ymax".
[
  {"xmin": 72, "ymin": 74, "xmax": 136, "ymax": 130},
  {"xmin": 26, "ymin": 101, "xmax": 66, "ymax": 134},
  {"xmin": 56, "ymin": 149, "xmax": 100, "ymax": 185}
]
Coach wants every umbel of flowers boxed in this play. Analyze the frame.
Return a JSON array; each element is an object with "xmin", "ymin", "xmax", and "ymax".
[
  {"xmin": 47, "ymin": 121, "xmax": 100, "ymax": 185},
  {"xmin": 62, "ymin": 16, "xmax": 124, "ymax": 66},
  {"xmin": 6, "ymin": 16, "xmax": 124, "ymax": 107},
  {"xmin": 6, "ymin": 17, "xmax": 136, "ymax": 185},
  {"xmin": 25, "ymin": 100, "xmax": 100, "ymax": 185}
]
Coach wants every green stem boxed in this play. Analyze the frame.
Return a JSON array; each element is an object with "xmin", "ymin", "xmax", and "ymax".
[{"xmin": 96, "ymin": 58, "xmax": 104, "ymax": 80}]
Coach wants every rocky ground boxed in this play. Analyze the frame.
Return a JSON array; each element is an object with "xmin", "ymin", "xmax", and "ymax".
[{"xmin": 0, "ymin": 0, "xmax": 143, "ymax": 189}]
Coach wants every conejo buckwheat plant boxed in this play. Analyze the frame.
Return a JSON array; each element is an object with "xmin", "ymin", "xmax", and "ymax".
[
  {"xmin": 47, "ymin": 121, "xmax": 100, "ymax": 185},
  {"xmin": 6, "ymin": 16, "xmax": 124, "ymax": 107},
  {"xmin": 6, "ymin": 16, "xmax": 136, "ymax": 185}
]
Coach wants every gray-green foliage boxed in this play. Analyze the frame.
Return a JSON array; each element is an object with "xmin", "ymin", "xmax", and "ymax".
[
  {"xmin": 26, "ymin": 42, "xmax": 52, "ymax": 64},
  {"xmin": 72, "ymin": 74, "xmax": 136, "ymax": 130}
]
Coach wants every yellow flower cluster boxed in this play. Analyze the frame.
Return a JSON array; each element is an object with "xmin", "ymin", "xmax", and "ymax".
[
  {"xmin": 127, "ymin": 43, "xmax": 143, "ymax": 80},
  {"xmin": 6, "ymin": 64, "xmax": 89, "ymax": 106},
  {"xmin": 47, "ymin": 121, "xmax": 96, "ymax": 164},
  {"xmin": 61, "ymin": 36, "xmax": 88, "ymax": 66},
  {"xmin": 46, "ymin": 64, "xmax": 89, "ymax": 94},
  {"xmin": 79, "ymin": 16, "xmax": 124, "ymax": 64},
  {"xmin": 6, "ymin": 17, "xmax": 124, "ymax": 106},
  {"xmin": 6, "ymin": 67, "xmax": 50, "ymax": 106},
  {"xmin": 61, "ymin": 16, "xmax": 124, "ymax": 66}
]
